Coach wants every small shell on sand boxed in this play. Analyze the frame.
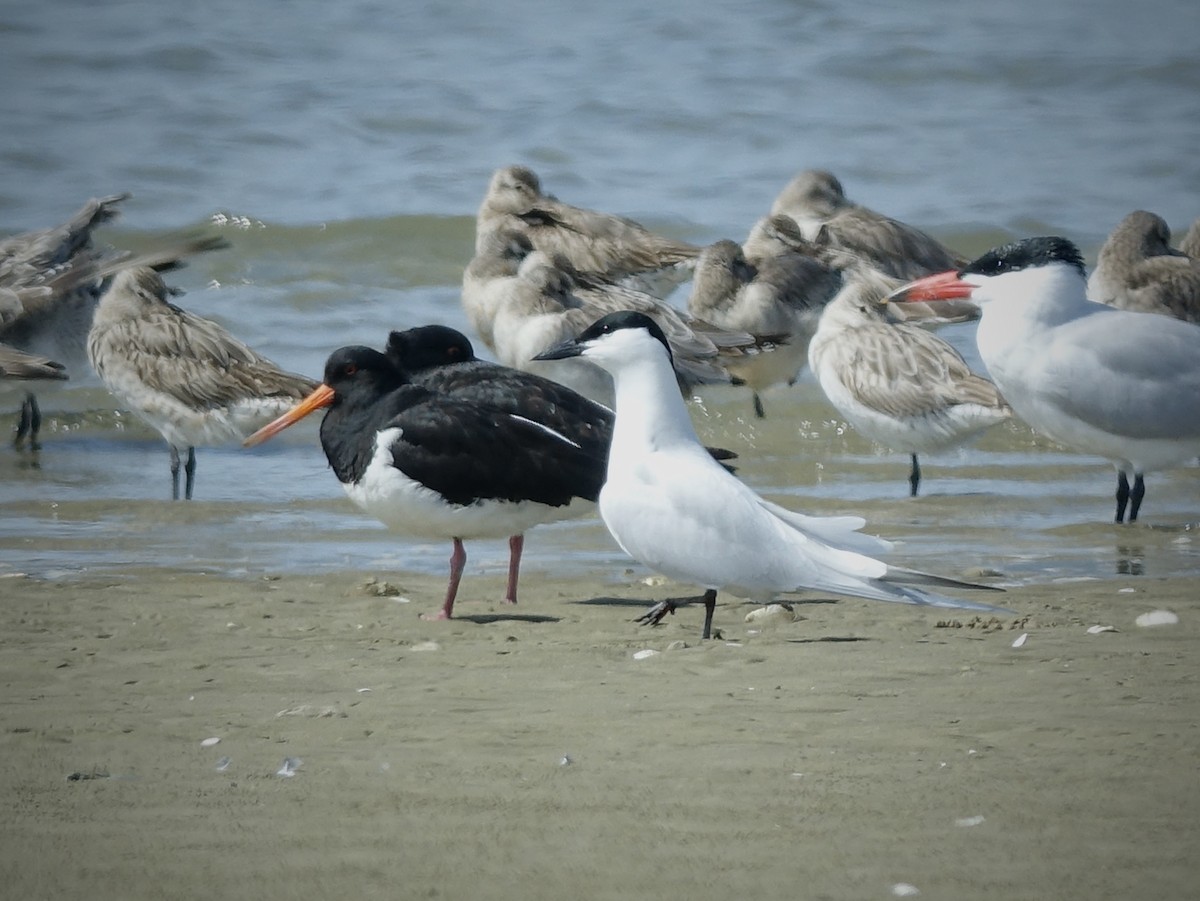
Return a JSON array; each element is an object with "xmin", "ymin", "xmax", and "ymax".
[
  {"xmin": 744, "ymin": 604, "xmax": 796, "ymax": 625},
  {"xmin": 1086, "ymin": 624, "xmax": 1118, "ymax": 634},
  {"xmin": 891, "ymin": 884, "xmax": 920, "ymax": 897},
  {"xmin": 632, "ymin": 649, "xmax": 660, "ymax": 660},
  {"xmin": 1135, "ymin": 610, "xmax": 1179, "ymax": 628},
  {"xmin": 200, "ymin": 736, "xmax": 221, "ymax": 748},
  {"xmin": 1010, "ymin": 633, "xmax": 1028, "ymax": 648}
]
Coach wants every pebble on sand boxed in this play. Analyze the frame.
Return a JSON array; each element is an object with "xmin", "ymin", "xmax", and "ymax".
[
  {"xmin": 1135, "ymin": 610, "xmax": 1179, "ymax": 628},
  {"xmin": 744, "ymin": 603, "xmax": 796, "ymax": 625}
]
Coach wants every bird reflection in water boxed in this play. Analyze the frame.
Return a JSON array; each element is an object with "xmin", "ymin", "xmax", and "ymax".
[{"xmin": 1115, "ymin": 546, "xmax": 1145, "ymax": 576}]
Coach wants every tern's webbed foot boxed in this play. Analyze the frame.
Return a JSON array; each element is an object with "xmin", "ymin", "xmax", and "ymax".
[{"xmin": 635, "ymin": 599, "xmax": 677, "ymax": 627}]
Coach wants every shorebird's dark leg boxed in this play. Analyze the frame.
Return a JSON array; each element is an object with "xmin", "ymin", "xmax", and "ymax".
[
  {"xmin": 636, "ymin": 588, "xmax": 720, "ymax": 640},
  {"xmin": 1115, "ymin": 471, "xmax": 1130, "ymax": 523},
  {"xmin": 14, "ymin": 392, "xmax": 40, "ymax": 449},
  {"xmin": 169, "ymin": 445, "xmax": 182, "ymax": 500},
  {"xmin": 1128, "ymin": 473, "xmax": 1145, "ymax": 523},
  {"xmin": 183, "ymin": 447, "xmax": 197, "ymax": 500},
  {"xmin": 503, "ymin": 534, "xmax": 524, "ymax": 605},
  {"xmin": 752, "ymin": 392, "xmax": 765, "ymax": 419},
  {"xmin": 699, "ymin": 588, "xmax": 718, "ymax": 640},
  {"xmin": 425, "ymin": 538, "xmax": 466, "ymax": 621},
  {"xmin": 908, "ymin": 454, "xmax": 921, "ymax": 497}
]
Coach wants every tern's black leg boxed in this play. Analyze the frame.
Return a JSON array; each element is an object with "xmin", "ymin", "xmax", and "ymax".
[
  {"xmin": 637, "ymin": 588, "xmax": 720, "ymax": 639},
  {"xmin": 1128, "ymin": 473, "xmax": 1145, "ymax": 523},
  {"xmin": 184, "ymin": 447, "xmax": 197, "ymax": 500},
  {"xmin": 752, "ymin": 392, "xmax": 765, "ymax": 419},
  {"xmin": 170, "ymin": 446, "xmax": 181, "ymax": 500},
  {"xmin": 1115, "ymin": 471, "xmax": 1130, "ymax": 523},
  {"xmin": 908, "ymin": 454, "xmax": 921, "ymax": 497},
  {"xmin": 699, "ymin": 589, "xmax": 718, "ymax": 640}
]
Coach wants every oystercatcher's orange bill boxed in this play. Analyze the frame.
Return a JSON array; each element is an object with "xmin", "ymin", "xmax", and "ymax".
[{"xmin": 242, "ymin": 383, "xmax": 335, "ymax": 447}]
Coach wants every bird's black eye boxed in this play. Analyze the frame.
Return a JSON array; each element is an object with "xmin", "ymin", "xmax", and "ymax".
[
  {"xmin": 343, "ymin": 362, "xmax": 358, "ymax": 376},
  {"xmin": 447, "ymin": 346, "xmax": 461, "ymax": 359}
]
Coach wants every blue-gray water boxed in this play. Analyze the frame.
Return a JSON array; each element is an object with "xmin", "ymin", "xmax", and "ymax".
[{"xmin": 1, "ymin": 0, "xmax": 1197, "ymax": 587}]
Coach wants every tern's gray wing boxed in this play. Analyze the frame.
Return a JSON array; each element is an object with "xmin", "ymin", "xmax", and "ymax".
[{"xmin": 1033, "ymin": 309, "xmax": 1200, "ymax": 441}]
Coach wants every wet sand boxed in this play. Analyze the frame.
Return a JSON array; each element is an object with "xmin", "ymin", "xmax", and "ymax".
[{"xmin": 1, "ymin": 563, "xmax": 1197, "ymax": 901}]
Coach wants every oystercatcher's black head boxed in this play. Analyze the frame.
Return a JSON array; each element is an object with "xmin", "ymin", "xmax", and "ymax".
[
  {"xmin": 243, "ymin": 346, "xmax": 404, "ymax": 447},
  {"xmin": 385, "ymin": 326, "xmax": 477, "ymax": 374},
  {"xmin": 321, "ymin": 345, "xmax": 405, "ymax": 398}
]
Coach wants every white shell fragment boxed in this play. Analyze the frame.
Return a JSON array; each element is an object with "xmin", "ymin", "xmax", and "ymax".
[
  {"xmin": 215, "ymin": 756, "xmax": 231, "ymax": 772},
  {"xmin": 1086, "ymin": 624, "xmax": 1118, "ymax": 634},
  {"xmin": 276, "ymin": 757, "xmax": 302, "ymax": 778},
  {"xmin": 955, "ymin": 815, "xmax": 986, "ymax": 828},
  {"xmin": 1135, "ymin": 610, "xmax": 1179, "ymax": 628},
  {"xmin": 410, "ymin": 640, "xmax": 441, "ymax": 652},
  {"xmin": 632, "ymin": 649, "xmax": 660, "ymax": 660},
  {"xmin": 891, "ymin": 884, "xmax": 921, "ymax": 897},
  {"xmin": 1011, "ymin": 632, "xmax": 1028, "ymax": 648},
  {"xmin": 200, "ymin": 736, "xmax": 221, "ymax": 748},
  {"xmin": 744, "ymin": 604, "xmax": 796, "ymax": 625}
]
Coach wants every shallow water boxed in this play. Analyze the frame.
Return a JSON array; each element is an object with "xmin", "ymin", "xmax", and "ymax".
[{"xmin": 1, "ymin": 0, "xmax": 1198, "ymax": 587}]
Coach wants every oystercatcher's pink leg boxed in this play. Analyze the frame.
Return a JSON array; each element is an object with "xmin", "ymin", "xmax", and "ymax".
[
  {"xmin": 423, "ymin": 538, "xmax": 466, "ymax": 620},
  {"xmin": 503, "ymin": 534, "xmax": 524, "ymax": 605}
]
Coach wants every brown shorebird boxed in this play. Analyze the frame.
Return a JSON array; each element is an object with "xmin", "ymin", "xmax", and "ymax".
[
  {"xmin": 475, "ymin": 165, "xmax": 700, "ymax": 298},
  {"xmin": 770, "ymin": 169, "xmax": 970, "ymax": 281},
  {"xmin": 87, "ymin": 266, "xmax": 314, "ymax": 499},
  {"xmin": 688, "ymin": 229, "xmax": 843, "ymax": 417},
  {"xmin": 483, "ymin": 249, "xmax": 769, "ymax": 406},
  {"xmin": 1087, "ymin": 210, "xmax": 1200, "ymax": 323},
  {"xmin": 1, "ymin": 193, "xmax": 226, "ymax": 445},
  {"xmin": 808, "ymin": 269, "xmax": 1010, "ymax": 496}
]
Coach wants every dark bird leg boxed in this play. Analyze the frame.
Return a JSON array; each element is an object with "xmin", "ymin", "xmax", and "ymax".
[
  {"xmin": 636, "ymin": 588, "xmax": 720, "ymax": 640},
  {"xmin": 1128, "ymin": 473, "xmax": 1145, "ymax": 523},
  {"xmin": 699, "ymin": 588, "xmax": 718, "ymax": 640},
  {"xmin": 908, "ymin": 454, "xmax": 921, "ymax": 497},
  {"xmin": 184, "ymin": 447, "xmax": 197, "ymax": 500},
  {"xmin": 13, "ymin": 392, "xmax": 41, "ymax": 449},
  {"xmin": 1115, "ymin": 471, "xmax": 1131, "ymax": 523},
  {"xmin": 170, "ymin": 445, "xmax": 182, "ymax": 500},
  {"xmin": 752, "ymin": 392, "xmax": 765, "ymax": 419},
  {"xmin": 503, "ymin": 534, "xmax": 524, "ymax": 604},
  {"xmin": 424, "ymin": 538, "xmax": 467, "ymax": 621}
]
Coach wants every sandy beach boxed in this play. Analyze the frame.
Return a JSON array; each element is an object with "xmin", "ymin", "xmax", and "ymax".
[{"xmin": 1, "ymin": 563, "xmax": 1196, "ymax": 901}]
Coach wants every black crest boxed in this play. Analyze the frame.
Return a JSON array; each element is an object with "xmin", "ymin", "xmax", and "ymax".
[
  {"xmin": 962, "ymin": 236, "xmax": 1085, "ymax": 279},
  {"xmin": 577, "ymin": 311, "xmax": 673, "ymax": 360}
]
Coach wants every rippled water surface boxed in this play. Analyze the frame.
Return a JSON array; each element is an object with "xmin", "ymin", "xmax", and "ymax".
[{"xmin": 1, "ymin": 0, "xmax": 1197, "ymax": 586}]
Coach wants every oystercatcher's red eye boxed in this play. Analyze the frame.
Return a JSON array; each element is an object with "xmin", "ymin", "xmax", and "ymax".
[
  {"xmin": 343, "ymin": 363, "xmax": 357, "ymax": 376},
  {"xmin": 447, "ymin": 346, "xmax": 461, "ymax": 359}
]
